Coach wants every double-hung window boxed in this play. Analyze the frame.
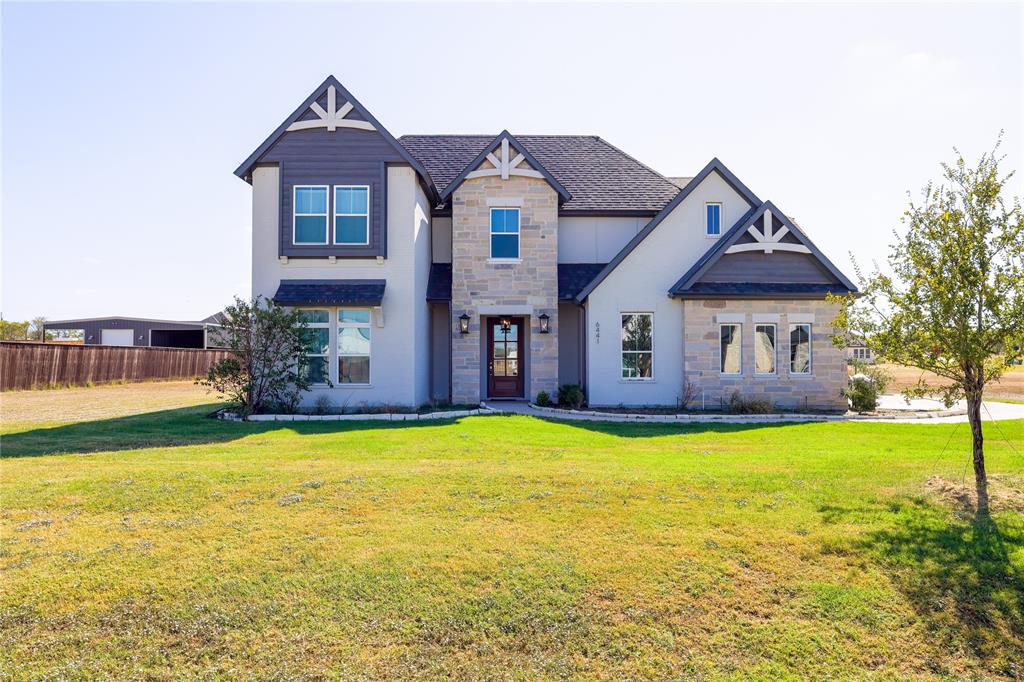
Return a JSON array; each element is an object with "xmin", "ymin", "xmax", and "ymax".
[
  {"xmin": 754, "ymin": 324, "xmax": 777, "ymax": 375},
  {"xmin": 720, "ymin": 324, "xmax": 741, "ymax": 374},
  {"xmin": 294, "ymin": 186, "xmax": 329, "ymax": 244},
  {"xmin": 706, "ymin": 202, "xmax": 722, "ymax": 237},
  {"xmin": 790, "ymin": 323, "xmax": 812, "ymax": 374},
  {"xmin": 338, "ymin": 309, "xmax": 371, "ymax": 384},
  {"xmin": 621, "ymin": 313, "xmax": 653, "ymax": 380},
  {"xmin": 298, "ymin": 309, "xmax": 330, "ymax": 384},
  {"xmin": 334, "ymin": 185, "xmax": 370, "ymax": 245},
  {"xmin": 490, "ymin": 208, "xmax": 520, "ymax": 259}
]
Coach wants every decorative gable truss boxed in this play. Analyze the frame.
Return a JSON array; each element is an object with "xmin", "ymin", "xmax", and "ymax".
[
  {"xmin": 725, "ymin": 207, "xmax": 810, "ymax": 255},
  {"xmin": 468, "ymin": 138, "xmax": 543, "ymax": 181},
  {"xmin": 439, "ymin": 130, "xmax": 571, "ymax": 203},
  {"xmin": 285, "ymin": 85, "xmax": 376, "ymax": 133},
  {"xmin": 668, "ymin": 200, "xmax": 858, "ymax": 298}
]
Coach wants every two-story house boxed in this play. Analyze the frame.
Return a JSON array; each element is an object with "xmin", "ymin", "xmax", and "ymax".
[{"xmin": 235, "ymin": 76, "xmax": 857, "ymax": 410}]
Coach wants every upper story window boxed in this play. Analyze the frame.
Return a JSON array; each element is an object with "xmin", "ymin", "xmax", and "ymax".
[
  {"xmin": 790, "ymin": 323, "xmax": 812, "ymax": 374},
  {"xmin": 334, "ymin": 186, "xmax": 370, "ymax": 245},
  {"xmin": 621, "ymin": 313, "xmax": 653, "ymax": 380},
  {"xmin": 706, "ymin": 203, "xmax": 722, "ymax": 237},
  {"xmin": 294, "ymin": 186, "xmax": 329, "ymax": 244},
  {"xmin": 298, "ymin": 309, "xmax": 330, "ymax": 384},
  {"xmin": 490, "ymin": 208, "xmax": 520, "ymax": 259}
]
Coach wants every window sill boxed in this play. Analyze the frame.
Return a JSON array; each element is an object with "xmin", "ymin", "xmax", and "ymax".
[
  {"xmin": 619, "ymin": 379, "xmax": 656, "ymax": 384},
  {"xmin": 705, "ymin": 234, "xmax": 721, "ymax": 239},
  {"xmin": 789, "ymin": 373, "xmax": 815, "ymax": 379},
  {"xmin": 487, "ymin": 258, "xmax": 522, "ymax": 264}
]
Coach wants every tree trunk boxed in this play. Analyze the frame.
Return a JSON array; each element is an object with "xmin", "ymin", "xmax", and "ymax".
[{"xmin": 965, "ymin": 391, "xmax": 989, "ymax": 516}]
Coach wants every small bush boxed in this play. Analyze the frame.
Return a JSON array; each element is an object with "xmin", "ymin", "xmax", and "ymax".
[
  {"xmin": 847, "ymin": 361, "xmax": 893, "ymax": 412},
  {"xmin": 557, "ymin": 384, "xmax": 585, "ymax": 409},
  {"xmin": 535, "ymin": 391, "xmax": 551, "ymax": 407},
  {"xmin": 727, "ymin": 391, "xmax": 773, "ymax": 414},
  {"xmin": 312, "ymin": 395, "xmax": 335, "ymax": 415}
]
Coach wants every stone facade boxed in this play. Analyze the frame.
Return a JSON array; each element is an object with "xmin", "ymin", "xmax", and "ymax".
[
  {"xmin": 450, "ymin": 170, "xmax": 559, "ymax": 403},
  {"xmin": 682, "ymin": 299, "xmax": 847, "ymax": 411}
]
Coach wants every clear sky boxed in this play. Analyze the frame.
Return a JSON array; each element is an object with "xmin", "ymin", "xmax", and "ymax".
[{"xmin": 2, "ymin": 1, "xmax": 1020, "ymax": 321}]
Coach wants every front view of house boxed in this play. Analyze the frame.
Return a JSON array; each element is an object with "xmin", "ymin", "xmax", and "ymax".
[{"xmin": 236, "ymin": 76, "xmax": 857, "ymax": 410}]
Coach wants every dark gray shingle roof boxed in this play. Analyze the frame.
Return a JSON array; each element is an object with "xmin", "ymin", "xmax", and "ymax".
[
  {"xmin": 398, "ymin": 135, "xmax": 680, "ymax": 214},
  {"xmin": 273, "ymin": 279, "xmax": 386, "ymax": 307},
  {"xmin": 424, "ymin": 263, "xmax": 608, "ymax": 302},
  {"xmin": 672, "ymin": 282, "xmax": 855, "ymax": 298}
]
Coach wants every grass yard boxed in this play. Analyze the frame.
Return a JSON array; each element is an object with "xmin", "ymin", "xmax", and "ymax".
[{"xmin": 2, "ymin": 384, "xmax": 1023, "ymax": 680}]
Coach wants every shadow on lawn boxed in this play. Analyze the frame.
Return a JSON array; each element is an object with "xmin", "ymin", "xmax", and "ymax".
[
  {"xmin": 859, "ymin": 506, "xmax": 1024, "ymax": 675},
  {"xmin": 541, "ymin": 415, "xmax": 796, "ymax": 438},
  {"xmin": 0, "ymin": 405, "xmax": 445, "ymax": 458}
]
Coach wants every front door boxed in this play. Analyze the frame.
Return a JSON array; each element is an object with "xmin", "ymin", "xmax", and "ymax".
[{"xmin": 487, "ymin": 316, "xmax": 524, "ymax": 398}]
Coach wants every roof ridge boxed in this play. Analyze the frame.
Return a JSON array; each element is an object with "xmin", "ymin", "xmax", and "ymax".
[{"xmin": 592, "ymin": 136, "xmax": 678, "ymax": 185}]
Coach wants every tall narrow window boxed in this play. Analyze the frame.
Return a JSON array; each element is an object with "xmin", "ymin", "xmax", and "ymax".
[
  {"xmin": 790, "ymin": 323, "xmax": 812, "ymax": 374},
  {"xmin": 754, "ymin": 324, "xmax": 777, "ymax": 375},
  {"xmin": 298, "ymin": 309, "xmax": 330, "ymax": 384},
  {"xmin": 706, "ymin": 202, "xmax": 722, "ymax": 236},
  {"xmin": 334, "ymin": 185, "xmax": 370, "ymax": 245},
  {"xmin": 293, "ymin": 186, "xmax": 329, "ymax": 244},
  {"xmin": 720, "ymin": 324, "xmax": 741, "ymax": 374},
  {"xmin": 621, "ymin": 313, "xmax": 653, "ymax": 380},
  {"xmin": 338, "ymin": 309, "xmax": 371, "ymax": 384},
  {"xmin": 490, "ymin": 208, "xmax": 520, "ymax": 259}
]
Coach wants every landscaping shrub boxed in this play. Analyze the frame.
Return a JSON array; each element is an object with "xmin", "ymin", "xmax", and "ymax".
[
  {"xmin": 847, "ymin": 361, "xmax": 893, "ymax": 412},
  {"xmin": 727, "ymin": 390, "xmax": 773, "ymax": 414},
  {"xmin": 535, "ymin": 390, "xmax": 551, "ymax": 407},
  {"xmin": 557, "ymin": 384, "xmax": 585, "ymax": 409}
]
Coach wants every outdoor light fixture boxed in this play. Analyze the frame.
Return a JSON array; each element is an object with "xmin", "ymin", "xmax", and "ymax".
[
  {"xmin": 538, "ymin": 313, "xmax": 550, "ymax": 334},
  {"xmin": 499, "ymin": 318, "xmax": 512, "ymax": 334},
  {"xmin": 459, "ymin": 313, "xmax": 470, "ymax": 334}
]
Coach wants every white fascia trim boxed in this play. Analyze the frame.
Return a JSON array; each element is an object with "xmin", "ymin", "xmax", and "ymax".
[{"xmin": 716, "ymin": 313, "xmax": 745, "ymax": 324}]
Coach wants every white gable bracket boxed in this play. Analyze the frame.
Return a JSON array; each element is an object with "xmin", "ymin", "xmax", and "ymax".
[
  {"xmin": 728, "ymin": 209, "xmax": 806, "ymax": 254},
  {"xmin": 465, "ymin": 138, "xmax": 542, "ymax": 181},
  {"xmin": 286, "ymin": 86, "xmax": 377, "ymax": 133}
]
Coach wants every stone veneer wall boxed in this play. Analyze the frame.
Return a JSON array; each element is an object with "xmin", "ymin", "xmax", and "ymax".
[
  {"xmin": 682, "ymin": 299, "xmax": 847, "ymax": 411},
  {"xmin": 450, "ymin": 174, "xmax": 559, "ymax": 403}
]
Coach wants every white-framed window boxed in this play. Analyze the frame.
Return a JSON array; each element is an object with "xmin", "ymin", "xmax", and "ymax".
[
  {"xmin": 620, "ymin": 313, "xmax": 653, "ymax": 380},
  {"xmin": 334, "ymin": 185, "xmax": 370, "ymax": 245},
  {"xmin": 706, "ymin": 202, "xmax": 722, "ymax": 237},
  {"xmin": 754, "ymin": 323, "xmax": 777, "ymax": 375},
  {"xmin": 490, "ymin": 208, "xmax": 520, "ymax": 259},
  {"xmin": 720, "ymin": 323, "xmax": 741, "ymax": 374},
  {"xmin": 293, "ymin": 186, "xmax": 329, "ymax": 245},
  {"xmin": 338, "ymin": 308, "xmax": 371, "ymax": 384},
  {"xmin": 298, "ymin": 309, "xmax": 330, "ymax": 384},
  {"xmin": 790, "ymin": 323, "xmax": 812, "ymax": 374},
  {"xmin": 853, "ymin": 347, "xmax": 871, "ymax": 361}
]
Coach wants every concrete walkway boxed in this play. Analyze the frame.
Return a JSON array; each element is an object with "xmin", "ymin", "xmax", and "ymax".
[{"xmin": 483, "ymin": 395, "xmax": 1024, "ymax": 425}]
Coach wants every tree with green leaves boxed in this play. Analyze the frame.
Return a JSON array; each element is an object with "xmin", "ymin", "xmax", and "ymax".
[
  {"xmin": 29, "ymin": 316, "xmax": 47, "ymax": 341},
  {"xmin": 198, "ymin": 296, "xmax": 317, "ymax": 416},
  {"xmin": 0, "ymin": 320, "xmax": 31, "ymax": 341},
  {"xmin": 832, "ymin": 137, "xmax": 1024, "ymax": 515}
]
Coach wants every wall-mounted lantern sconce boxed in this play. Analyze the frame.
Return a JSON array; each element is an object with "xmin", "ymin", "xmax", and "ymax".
[
  {"xmin": 459, "ymin": 313, "xmax": 471, "ymax": 334},
  {"xmin": 538, "ymin": 313, "xmax": 550, "ymax": 334}
]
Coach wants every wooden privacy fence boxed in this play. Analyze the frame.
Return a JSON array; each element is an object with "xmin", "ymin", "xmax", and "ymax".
[{"xmin": 0, "ymin": 342, "xmax": 233, "ymax": 391}]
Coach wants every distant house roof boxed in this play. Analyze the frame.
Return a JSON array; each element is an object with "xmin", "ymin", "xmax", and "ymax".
[
  {"xmin": 399, "ymin": 135, "xmax": 681, "ymax": 214},
  {"xmin": 273, "ymin": 279, "xmax": 386, "ymax": 307},
  {"xmin": 425, "ymin": 263, "xmax": 607, "ymax": 302},
  {"xmin": 44, "ymin": 316, "xmax": 209, "ymax": 327}
]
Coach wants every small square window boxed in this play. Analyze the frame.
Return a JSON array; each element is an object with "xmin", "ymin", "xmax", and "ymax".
[{"xmin": 706, "ymin": 203, "xmax": 722, "ymax": 236}]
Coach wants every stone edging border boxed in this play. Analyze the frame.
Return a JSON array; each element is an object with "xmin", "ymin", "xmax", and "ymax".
[
  {"xmin": 526, "ymin": 403, "xmax": 967, "ymax": 422},
  {"xmin": 217, "ymin": 405, "xmax": 504, "ymax": 423}
]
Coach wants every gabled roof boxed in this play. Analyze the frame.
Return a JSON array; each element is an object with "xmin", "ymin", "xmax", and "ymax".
[
  {"xmin": 436, "ymin": 130, "xmax": 571, "ymax": 203},
  {"xmin": 574, "ymin": 158, "xmax": 761, "ymax": 302},
  {"xmin": 399, "ymin": 135, "xmax": 681, "ymax": 214},
  {"xmin": 234, "ymin": 75, "xmax": 437, "ymax": 202},
  {"xmin": 668, "ymin": 200, "xmax": 858, "ymax": 297}
]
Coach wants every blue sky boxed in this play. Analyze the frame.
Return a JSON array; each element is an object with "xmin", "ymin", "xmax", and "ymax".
[{"xmin": 2, "ymin": 1, "xmax": 1020, "ymax": 321}]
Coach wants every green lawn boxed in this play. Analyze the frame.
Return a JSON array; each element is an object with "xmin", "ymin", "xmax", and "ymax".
[{"xmin": 2, "ymin": 385, "xmax": 1023, "ymax": 680}]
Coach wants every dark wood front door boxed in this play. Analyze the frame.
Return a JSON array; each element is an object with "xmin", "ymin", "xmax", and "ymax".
[{"xmin": 487, "ymin": 316, "xmax": 524, "ymax": 398}]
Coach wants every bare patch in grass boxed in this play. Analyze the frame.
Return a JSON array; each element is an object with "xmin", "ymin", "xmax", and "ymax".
[{"xmin": 924, "ymin": 475, "xmax": 1024, "ymax": 514}]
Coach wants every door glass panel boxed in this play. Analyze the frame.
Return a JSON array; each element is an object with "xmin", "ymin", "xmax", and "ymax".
[{"xmin": 507, "ymin": 359, "xmax": 518, "ymax": 376}]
